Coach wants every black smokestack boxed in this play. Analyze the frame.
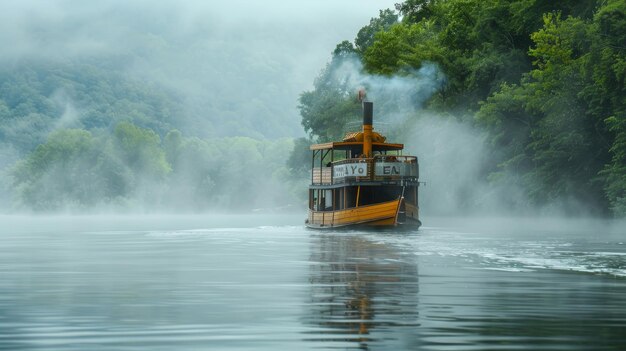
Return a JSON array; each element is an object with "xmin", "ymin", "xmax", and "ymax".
[{"xmin": 363, "ymin": 101, "xmax": 373, "ymax": 126}]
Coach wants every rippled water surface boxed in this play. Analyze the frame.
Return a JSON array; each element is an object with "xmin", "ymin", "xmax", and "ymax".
[{"xmin": 1, "ymin": 214, "xmax": 625, "ymax": 350}]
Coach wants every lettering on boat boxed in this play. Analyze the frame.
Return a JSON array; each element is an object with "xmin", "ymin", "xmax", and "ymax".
[
  {"xmin": 383, "ymin": 164, "xmax": 400, "ymax": 175},
  {"xmin": 374, "ymin": 162, "xmax": 417, "ymax": 177},
  {"xmin": 333, "ymin": 163, "xmax": 367, "ymax": 178}
]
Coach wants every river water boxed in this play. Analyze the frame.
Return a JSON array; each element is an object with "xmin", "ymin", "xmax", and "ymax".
[{"xmin": 1, "ymin": 214, "xmax": 625, "ymax": 350}]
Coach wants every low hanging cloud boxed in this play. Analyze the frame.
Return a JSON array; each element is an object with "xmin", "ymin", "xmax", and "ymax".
[{"xmin": 0, "ymin": 0, "xmax": 399, "ymax": 139}]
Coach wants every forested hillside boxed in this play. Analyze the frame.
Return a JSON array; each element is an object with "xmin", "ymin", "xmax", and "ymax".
[
  {"xmin": 0, "ymin": 53, "xmax": 304, "ymax": 211},
  {"xmin": 1, "ymin": 0, "xmax": 396, "ymax": 212},
  {"xmin": 0, "ymin": 65, "xmax": 294, "ymax": 210},
  {"xmin": 294, "ymin": 0, "xmax": 625, "ymax": 216},
  {"xmin": 0, "ymin": 1, "xmax": 316, "ymax": 212}
]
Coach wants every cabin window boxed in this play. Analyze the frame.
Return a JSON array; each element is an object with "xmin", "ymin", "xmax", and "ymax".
[
  {"xmin": 311, "ymin": 189, "xmax": 319, "ymax": 210},
  {"xmin": 324, "ymin": 189, "xmax": 332, "ymax": 210},
  {"xmin": 334, "ymin": 188, "xmax": 344, "ymax": 210},
  {"xmin": 345, "ymin": 187, "xmax": 356, "ymax": 208}
]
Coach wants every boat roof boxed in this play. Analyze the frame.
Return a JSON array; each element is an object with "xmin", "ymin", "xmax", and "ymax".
[{"xmin": 310, "ymin": 141, "xmax": 404, "ymax": 152}]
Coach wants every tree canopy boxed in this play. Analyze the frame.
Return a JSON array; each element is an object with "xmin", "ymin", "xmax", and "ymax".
[{"xmin": 297, "ymin": 0, "xmax": 626, "ymax": 216}]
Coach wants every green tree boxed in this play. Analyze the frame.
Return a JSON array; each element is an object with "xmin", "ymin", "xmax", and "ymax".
[
  {"xmin": 395, "ymin": 0, "xmax": 438, "ymax": 24},
  {"xmin": 354, "ymin": 9, "xmax": 399, "ymax": 55},
  {"xmin": 11, "ymin": 129, "xmax": 99, "ymax": 210},
  {"xmin": 298, "ymin": 57, "xmax": 362, "ymax": 141},
  {"xmin": 164, "ymin": 135, "xmax": 216, "ymax": 210},
  {"xmin": 524, "ymin": 14, "xmax": 608, "ymax": 210},
  {"xmin": 477, "ymin": 6, "xmax": 623, "ymax": 214},
  {"xmin": 591, "ymin": 0, "xmax": 626, "ymax": 215},
  {"xmin": 286, "ymin": 137, "xmax": 313, "ymax": 178},
  {"xmin": 112, "ymin": 121, "xmax": 171, "ymax": 179}
]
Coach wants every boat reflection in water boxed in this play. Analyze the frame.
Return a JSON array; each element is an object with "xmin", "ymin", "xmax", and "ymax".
[{"xmin": 303, "ymin": 233, "xmax": 419, "ymax": 349}]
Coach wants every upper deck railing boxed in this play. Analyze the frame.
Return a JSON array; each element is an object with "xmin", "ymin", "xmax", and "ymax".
[{"xmin": 311, "ymin": 155, "xmax": 418, "ymax": 186}]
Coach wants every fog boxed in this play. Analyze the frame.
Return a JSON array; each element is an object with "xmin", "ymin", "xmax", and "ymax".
[
  {"xmin": 0, "ymin": 0, "xmax": 398, "ymax": 138},
  {"xmin": 0, "ymin": 0, "xmax": 401, "ymax": 213}
]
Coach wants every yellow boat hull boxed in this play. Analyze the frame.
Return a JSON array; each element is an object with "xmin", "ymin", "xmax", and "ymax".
[{"xmin": 306, "ymin": 198, "xmax": 407, "ymax": 228}]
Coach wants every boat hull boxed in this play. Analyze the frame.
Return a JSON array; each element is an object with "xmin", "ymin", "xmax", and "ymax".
[{"xmin": 305, "ymin": 198, "xmax": 420, "ymax": 229}]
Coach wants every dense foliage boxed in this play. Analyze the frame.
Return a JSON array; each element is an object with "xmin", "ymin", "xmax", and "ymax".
[
  {"xmin": 8, "ymin": 122, "xmax": 294, "ymax": 211},
  {"xmin": 297, "ymin": 0, "xmax": 626, "ymax": 216},
  {"xmin": 0, "ymin": 61, "xmax": 181, "ymax": 157},
  {"xmin": 0, "ymin": 60, "xmax": 300, "ymax": 211}
]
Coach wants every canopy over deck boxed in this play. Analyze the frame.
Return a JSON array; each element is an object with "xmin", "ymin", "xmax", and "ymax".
[{"xmin": 310, "ymin": 141, "xmax": 404, "ymax": 152}]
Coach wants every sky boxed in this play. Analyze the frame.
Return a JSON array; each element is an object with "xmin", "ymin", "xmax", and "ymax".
[{"xmin": 0, "ymin": 0, "xmax": 399, "ymax": 68}]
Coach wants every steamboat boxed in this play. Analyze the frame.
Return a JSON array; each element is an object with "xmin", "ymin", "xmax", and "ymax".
[{"xmin": 305, "ymin": 101, "xmax": 421, "ymax": 229}]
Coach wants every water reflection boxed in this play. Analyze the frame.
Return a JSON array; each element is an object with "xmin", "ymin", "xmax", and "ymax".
[{"xmin": 304, "ymin": 233, "xmax": 419, "ymax": 349}]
